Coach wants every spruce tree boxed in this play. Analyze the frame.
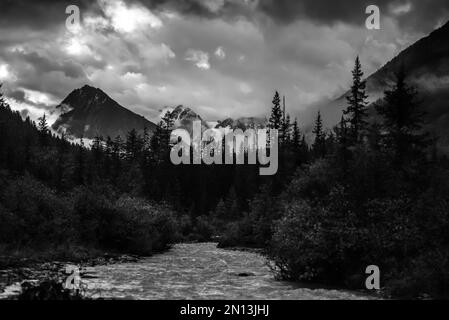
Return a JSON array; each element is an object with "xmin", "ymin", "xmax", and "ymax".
[
  {"xmin": 281, "ymin": 114, "xmax": 292, "ymax": 145},
  {"xmin": 269, "ymin": 91, "xmax": 283, "ymax": 130},
  {"xmin": 37, "ymin": 113, "xmax": 49, "ymax": 133},
  {"xmin": 300, "ymin": 135, "xmax": 309, "ymax": 159},
  {"xmin": 37, "ymin": 113, "xmax": 50, "ymax": 146},
  {"xmin": 161, "ymin": 110, "xmax": 175, "ymax": 131},
  {"xmin": 55, "ymin": 132, "xmax": 69, "ymax": 190},
  {"xmin": 92, "ymin": 135, "xmax": 103, "ymax": 156},
  {"xmin": 334, "ymin": 115, "xmax": 351, "ymax": 173},
  {"xmin": 336, "ymin": 116, "xmax": 348, "ymax": 146},
  {"xmin": 0, "ymin": 95, "xmax": 8, "ymax": 168},
  {"xmin": 292, "ymin": 117, "xmax": 301, "ymax": 149},
  {"xmin": 91, "ymin": 135, "xmax": 104, "ymax": 180},
  {"xmin": 375, "ymin": 68, "xmax": 429, "ymax": 163},
  {"xmin": 151, "ymin": 110, "xmax": 176, "ymax": 163},
  {"xmin": 212, "ymin": 199, "xmax": 227, "ymax": 222},
  {"xmin": 312, "ymin": 111, "xmax": 325, "ymax": 157},
  {"xmin": 344, "ymin": 56, "xmax": 369, "ymax": 143},
  {"xmin": 104, "ymin": 136, "xmax": 114, "ymax": 177},
  {"xmin": 142, "ymin": 127, "xmax": 151, "ymax": 152},
  {"xmin": 105, "ymin": 136, "xmax": 114, "ymax": 156},
  {"xmin": 112, "ymin": 135, "xmax": 123, "ymax": 181},
  {"xmin": 74, "ymin": 137, "xmax": 85, "ymax": 185},
  {"xmin": 126, "ymin": 129, "xmax": 143, "ymax": 161}
]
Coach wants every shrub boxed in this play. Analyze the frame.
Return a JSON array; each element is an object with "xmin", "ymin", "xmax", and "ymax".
[
  {"xmin": 71, "ymin": 189, "xmax": 178, "ymax": 255},
  {"xmin": 112, "ymin": 197, "xmax": 178, "ymax": 254},
  {"xmin": 218, "ymin": 213, "xmax": 257, "ymax": 248},
  {"xmin": 268, "ymin": 200, "xmax": 336, "ymax": 281},
  {"xmin": 0, "ymin": 175, "xmax": 75, "ymax": 249},
  {"xmin": 192, "ymin": 215, "xmax": 214, "ymax": 242},
  {"xmin": 0, "ymin": 176, "xmax": 179, "ymax": 259}
]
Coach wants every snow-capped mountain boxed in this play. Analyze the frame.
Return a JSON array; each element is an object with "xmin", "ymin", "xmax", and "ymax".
[{"xmin": 215, "ymin": 117, "xmax": 267, "ymax": 130}]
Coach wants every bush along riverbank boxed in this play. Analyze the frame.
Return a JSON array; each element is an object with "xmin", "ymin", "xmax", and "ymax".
[{"xmin": 0, "ymin": 174, "xmax": 180, "ymax": 271}]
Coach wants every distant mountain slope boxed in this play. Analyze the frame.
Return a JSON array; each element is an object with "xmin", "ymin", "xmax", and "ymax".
[
  {"xmin": 319, "ymin": 20, "xmax": 449, "ymax": 150},
  {"xmin": 52, "ymin": 85, "xmax": 157, "ymax": 139},
  {"xmin": 366, "ymin": 20, "xmax": 449, "ymax": 98}
]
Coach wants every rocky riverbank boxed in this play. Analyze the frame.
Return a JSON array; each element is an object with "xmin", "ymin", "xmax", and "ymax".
[{"xmin": 0, "ymin": 253, "xmax": 141, "ymax": 299}]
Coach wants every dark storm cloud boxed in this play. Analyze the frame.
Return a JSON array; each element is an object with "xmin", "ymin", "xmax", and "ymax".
[
  {"xmin": 258, "ymin": 0, "xmax": 392, "ymax": 24},
  {"xmin": 263, "ymin": 0, "xmax": 449, "ymax": 32},
  {"xmin": 1, "ymin": 0, "xmax": 447, "ymax": 32},
  {"xmin": 8, "ymin": 89, "xmax": 26, "ymax": 102},
  {"xmin": 136, "ymin": 0, "xmax": 449, "ymax": 32},
  {"xmin": 0, "ymin": 0, "xmax": 96, "ymax": 29},
  {"xmin": 6, "ymin": 51, "xmax": 86, "ymax": 79},
  {"xmin": 139, "ymin": 0, "xmax": 219, "ymax": 17},
  {"xmin": 401, "ymin": 0, "xmax": 449, "ymax": 31},
  {"xmin": 136, "ymin": 0, "xmax": 255, "ymax": 21},
  {"xmin": 2, "ymin": 0, "xmax": 447, "ymax": 34}
]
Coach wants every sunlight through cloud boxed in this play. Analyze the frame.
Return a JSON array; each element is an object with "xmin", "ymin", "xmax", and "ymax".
[{"xmin": 100, "ymin": 0, "xmax": 163, "ymax": 33}]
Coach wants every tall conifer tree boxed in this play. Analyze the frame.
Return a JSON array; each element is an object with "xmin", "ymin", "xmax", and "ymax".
[{"xmin": 344, "ymin": 56, "xmax": 369, "ymax": 143}]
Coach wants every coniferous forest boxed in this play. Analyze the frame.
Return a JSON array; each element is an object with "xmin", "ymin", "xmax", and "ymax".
[{"xmin": 2, "ymin": 56, "xmax": 449, "ymax": 299}]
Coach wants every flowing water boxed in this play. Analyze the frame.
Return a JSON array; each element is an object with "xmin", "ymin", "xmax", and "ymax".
[
  {"xmin": 0, "ymin": 243, "xmax": 372, "ymax": 299},
  {"xmin": 73, "ymin": 243, "xmax": 370, "ymax": 300}
]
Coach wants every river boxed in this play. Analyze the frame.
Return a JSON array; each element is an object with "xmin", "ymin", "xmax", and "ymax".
[
  {"xmin": 1, "ymin": 243, "xmax": 372, "ymax": 300},
  {"xmin": 79, "ymin": 243, "xmax": 370, "ymax": 299}
]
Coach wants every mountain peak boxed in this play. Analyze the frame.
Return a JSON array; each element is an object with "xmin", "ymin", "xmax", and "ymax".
[
  {"xmin": 52, "ymin": 86, "xmax": 156, "ymax": 139},
  {"xmin": 77, "ymin": 84, "xmax": 101, "ymax": 94},
  {"xmin": 76, "ymin": 84, "xmax": 112, "ymax": 97},
  {"xmin": 171, "ymin": 105, "xmax": 202, "ymax": 122}
]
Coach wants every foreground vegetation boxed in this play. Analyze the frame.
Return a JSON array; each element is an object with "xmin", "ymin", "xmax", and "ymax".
[{"xmin": 0, "ymin": 174, "xmax": 179, "ymax": 266}]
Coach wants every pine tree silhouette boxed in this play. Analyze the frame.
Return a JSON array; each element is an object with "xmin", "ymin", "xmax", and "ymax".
[
  {"xmin": 281, "ymin": 114, "xmax": 292, "ymax": 145},
  {"xmin": 312, "ymin": 111, "xmax": 325, "ymax": 158},
  {"xmin": 292, "ymin": 117, "xmax": 301, "ymax": 149},
  {"xmin": 37, "ymin": 113, "xmax": 50, "ymax": 146},
  {"xmin": 376, "ymin": 67, "xmax": 429, "ymax": 164},
  {"xmin": 269, "ymin": 91, "xmax": 283, "ymax": 130},
  {"xmin": 344, "ymin": 56, "xmax": 369, "ymax": 144}
]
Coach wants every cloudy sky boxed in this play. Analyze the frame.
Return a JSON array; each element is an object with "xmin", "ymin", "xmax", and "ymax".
[{"xmin": 0, "ymin": 0, "xmax": 448, "ymax": 124}]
